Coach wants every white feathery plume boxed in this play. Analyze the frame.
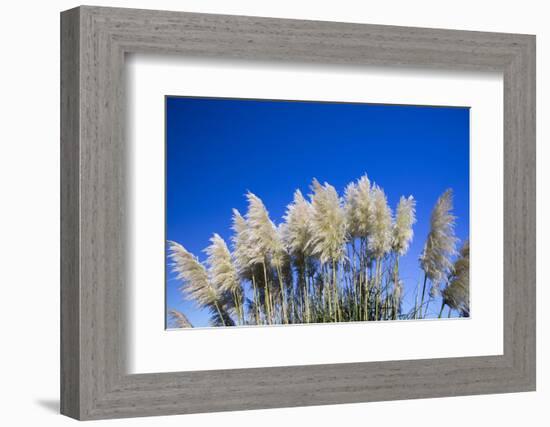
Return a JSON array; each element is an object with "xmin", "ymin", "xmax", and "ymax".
[
  {"xmin": 204, "ymin": 233, "xmax": 240, "ymax": 294},
  {"xmin": 231, "ymin": 208, "xmax": 262, "ymax": 322},
  {"xmin": 368, "ymin": 185, "xmax": 393, "ymax": 259},
  {"xmin": 245, "ymin": 192, "xmax": 289, "ymax": 323},
  {"xmin": 168, "ymin": 241, "xmax": 219, "ymax": 307},
  {"xmin": 443, "ymin": 240, "xmax": 470, "ymax": 315},
  {"xmin": 245, "ymin": 192, "xmax": 287, "ymax": 268},
  {"xmin": 344, "ymin": 182, "xmax": 360, "ymax": 238},
  {"xmin": 282, "ymin": 189, "xmax": 313, "ymax": 257},
  {"xmin": 308, "ymin": 179, "xmax": 347, "ymax": 264},
  {"xmin": 272, "ymin": 223, "xmax": 291, "ymax": 269},
  {"xmin": 344, "ymin": 174, "xmax": 375, "ymax": 239},
  {"xmin": 231, "ymin": 209, "xmax": 255, "ymax": 278},
  {"xmin": 167, "ymin": 309, "xmax": 193, "ymax": 328},
  {"xmin": 419, "ymin": 189, "xmax": 458, "ymax": 284},
  {"xmin": 392, "ymin": 195, "xmax": 416, "ymax": 255}
]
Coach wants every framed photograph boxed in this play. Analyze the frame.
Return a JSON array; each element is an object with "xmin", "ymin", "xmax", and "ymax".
[{"xmin": 61, "ymin": 6, "xmax": 535, "ymax": 420}]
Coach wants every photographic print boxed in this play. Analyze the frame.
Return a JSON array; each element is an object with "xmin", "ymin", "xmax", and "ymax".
[{"xmin": 165, "ymin": 96, "xmax": 470, "ymax": 329}]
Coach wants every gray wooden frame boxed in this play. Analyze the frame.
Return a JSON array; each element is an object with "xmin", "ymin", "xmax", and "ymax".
[{"xmin": 61, "ymin": 5, "xmax": 536, "ymax": 421}]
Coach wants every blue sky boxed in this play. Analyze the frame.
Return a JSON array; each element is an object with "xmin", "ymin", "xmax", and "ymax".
[{"xmin": 165, "ymin": 96, "xmax": 470, "ymax": 328}]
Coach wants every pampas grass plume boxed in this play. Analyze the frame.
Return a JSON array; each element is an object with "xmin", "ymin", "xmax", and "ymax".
[
  {"xmin": 168, "ymin": 309, "xmax": 193, "ymax": 328},
  {"xmin": 308, "ymin": 179, "xmax": 346, "ymax": 264},
  {"xmin": 168, "ymin": 241, "xmax": 219, "ymax": 307},
  {"xmin": 282, "ymin": 189, "xmax": 313, "ymax": 257},
  {"xmin": 369, "ymin": 185, "xmax": 393, "ymax": 259},
  {"xmin": 419, "ymin": 189, "xmax": 458, "ymax": 284},
  {"xmin": 205, "ymin": 233, "xmax": 240, "ymax": 294},
  {"xmin": 245, "ymin": 191, "xmax": 287, "ymax": 267},
  {"xmin": 344, "ymin": 174, "xmax": 375, "ymax": 239},
  {"xmin": 443, "ymin": 240, "xmax": 470, "ymax": 315},
  {"xmin": 393, "ymin": 195, "xmax": 416, "ymax": 255}
]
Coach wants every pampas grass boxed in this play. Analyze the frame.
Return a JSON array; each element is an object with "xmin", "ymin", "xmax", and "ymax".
[
  {"xmin": 245, "ymin": 192, "xmax": 289, "ymax": 323},
  {"xmin": 393, "ymin": 196, "xmax": 416, "ymax": 256},
  {"xmin": 368, "ymin": 185, "xmax": 393, "ymax": 319},
  {"xmin": 441, "ymin": 240, "xmax": 470, "ymax": 317},
  {"xmin": 205, "ymin": 234, "xmax": 244, "ymax": 324},
  {"xmin": 420, "ymin": 189, "xmax": 457, "ymax": 282},
  {"xmin": 167, "ymin": 309, "xmax": 193, "ymax": 328},
  {"xmin": 282, "ymin": 190, "xmax": 313, "ymax": 258},
  {"xmin": 418, "ymin": 189, "xmax": 458, "ymax": 317},
  {"xmin": 308, "ymin": 179, "xmax": 346, "ymax": 265},
  {"xmin": 308, "ymin": 179, "xmax": 347, "ymax": 321},
  {"xmin": 168, "ymin": 241, "xmax": 229, "ymax": 326},
  {"xmin": 281, "ymin": 190, "xmax": 314, "ymax": 322},
  {"xmin": 205, "ymin": 234, "xmax": 240, "ymax": 294},
  {"xmin": 169, "ymin": 241, "xmax": 217, "ymax": 307},
  {"xmin": 245, "ymin": 192, "xmax": 285, "ymax": 267},
  {"xmin": 169, "ymin": 176, "xmax": 467, "ymax": 327},
  {"xmin": 345, "ymin": 175, "xmax": 375, "ymax": 240},
  {"xmin": 231, "ymin": 209, "xmax": 253, "ymax": 279},
  {"xmin": 391, "ymin": 196, "xmax": 416, "ymax": 319},
  {"xmin": 369, "ymin": 186, "xmax": 393, "ymax": 259}
]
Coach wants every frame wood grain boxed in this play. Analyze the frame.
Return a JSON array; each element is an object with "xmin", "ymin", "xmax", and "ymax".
[{"xmin": 60, "ymin": 5, "xmax": 536, "ymax": 420}]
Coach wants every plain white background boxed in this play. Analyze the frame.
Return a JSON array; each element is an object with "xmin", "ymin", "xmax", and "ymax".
[{"xmin": 0, "ymin": 0, "xmax": 546, "ymax": 425}]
